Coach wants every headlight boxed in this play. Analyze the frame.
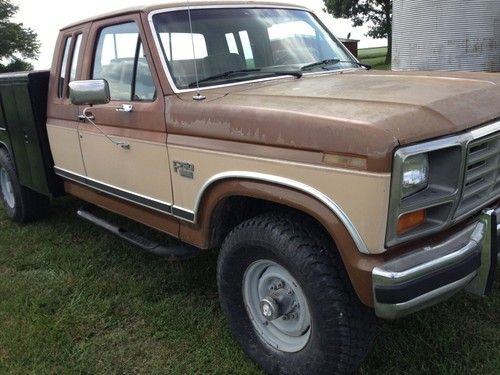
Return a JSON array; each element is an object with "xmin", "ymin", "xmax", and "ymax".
[
  {"xmin": 386, "ymin": 140, "xmax": 464, "ymax": 248},
  {"xmin": 401, "ymin": 154, "xmax": 429, "ymax": 197}
]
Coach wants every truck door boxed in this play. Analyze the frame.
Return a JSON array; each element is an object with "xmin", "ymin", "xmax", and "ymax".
[
  {"xmin": 78, "ymin": 16, "xmax": 173, "ymax": 214},
  {"xmin": 47, "ymin": 26, "xmax": 89, "ymax": 177}
]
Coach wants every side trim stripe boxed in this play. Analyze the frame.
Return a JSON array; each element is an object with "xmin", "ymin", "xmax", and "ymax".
[
  {"xmin": 172, "ymin": 206, "xmax": 195, "ymax": 221},
  {"xmin": 55, "ymin": 167, "xmax": 368, "ymax": 254},
  {"xmin": 54, "ymin": 167, "xmax": 173, "ymax": 215}
]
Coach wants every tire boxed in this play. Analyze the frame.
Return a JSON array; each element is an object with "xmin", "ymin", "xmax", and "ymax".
[
  {"xmin": 217, "ymin": 213, "xmax": 375, "ymax": 375},
  {"xmin": 0, "ymin": 148, "xmax": 49, "ymax": 223}
]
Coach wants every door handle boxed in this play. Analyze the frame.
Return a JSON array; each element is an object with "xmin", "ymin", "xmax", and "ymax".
[{"xmin": 116, "ymin": 104, "xmax": 133, "ymax": 113}]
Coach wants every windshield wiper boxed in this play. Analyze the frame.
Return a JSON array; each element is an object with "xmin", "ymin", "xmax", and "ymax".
[
  {"xmin": 342, "ymin": 61, "xmax": 372, "ymax": 70},
  {"xmin": 301, "ymin": 59, "xmax": 341, "ymax": 71},
  {"xmin": 301, "ymin": 59, "xmax": 372, "ymax": 71},
  {"xmin": 188, "ymin": 69, "xmax": 302, "ymax": 88}
]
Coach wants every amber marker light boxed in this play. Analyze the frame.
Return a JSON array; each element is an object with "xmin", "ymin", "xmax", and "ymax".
[
  {"xmin": 323, "ymin": 153, "xmax": 368, "ymax": 170},
  {"xmin": 397, "ymin": 209, "xmax": 426, "ymax": 235}
]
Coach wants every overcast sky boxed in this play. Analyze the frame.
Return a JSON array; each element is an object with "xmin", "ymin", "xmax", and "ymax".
[{"xmin": 12, "ymin": 0, "xmax": 386, "ymax": 69}]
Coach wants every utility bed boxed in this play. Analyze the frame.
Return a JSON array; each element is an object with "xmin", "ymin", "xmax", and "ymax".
[{"xmin": 0, "ymin": 71, "xmax": 62, "ymax": 198}]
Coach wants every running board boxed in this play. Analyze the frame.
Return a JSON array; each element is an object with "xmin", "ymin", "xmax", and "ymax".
[{"xmin": 77, "ymin": 206, "xmax": 200, "ymax": 259}]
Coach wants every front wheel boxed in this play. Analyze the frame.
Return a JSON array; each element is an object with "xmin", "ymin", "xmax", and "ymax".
[
  {"xmin": 0, "ymin": 148, "xmax": 49, "ymax": 222},
  {"xmin": 217, "ymin": 213, "xmax": 375, "ymax": 375}
]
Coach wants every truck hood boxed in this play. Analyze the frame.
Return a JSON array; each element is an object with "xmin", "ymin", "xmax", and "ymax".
[{"xmin": 168, "ymin": 70, "xmax": 500, "ymax": 172}]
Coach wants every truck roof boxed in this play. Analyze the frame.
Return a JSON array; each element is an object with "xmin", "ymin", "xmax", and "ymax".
[{"xmin": 61, "ymin": 0, "xmax": 310, "ymax": 30}]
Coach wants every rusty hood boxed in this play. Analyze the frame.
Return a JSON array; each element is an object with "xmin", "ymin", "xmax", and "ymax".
[{"xmin": 167, "ymin": 70, "xmax": 500, "ymax": 172}]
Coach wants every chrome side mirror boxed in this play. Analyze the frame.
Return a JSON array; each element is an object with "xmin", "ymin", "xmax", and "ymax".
[{"xmin": 69, "ymin": 80, "xmax": 110, "ymax": 106}]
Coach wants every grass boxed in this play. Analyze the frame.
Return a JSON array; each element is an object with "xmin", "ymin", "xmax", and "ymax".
[
  {"xmin": 359, "ymin": 47, "xmax": 391, "ymax": 70},
  {"xmin": 0, "ymin": 197, "xmax": 499, "ymax": 374}
]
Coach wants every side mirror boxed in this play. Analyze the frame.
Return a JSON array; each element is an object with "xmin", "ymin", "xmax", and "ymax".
[{"xmin": 69, "ymin": 79, "xmax": 111, "ymax": 106}]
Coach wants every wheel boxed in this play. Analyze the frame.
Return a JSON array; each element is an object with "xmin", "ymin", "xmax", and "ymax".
[
  {"xmin": 0, "ymin": 148, "xmax": 49, "ymax": 222},
  {"xmin": 217, "ymin": 213, "xmax": 375, "ymax": 375}
]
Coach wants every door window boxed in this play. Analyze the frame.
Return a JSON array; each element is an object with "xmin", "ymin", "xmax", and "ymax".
[{"xmin": 92, "ymin": 22, "xmax": 156, "ymax": 101}]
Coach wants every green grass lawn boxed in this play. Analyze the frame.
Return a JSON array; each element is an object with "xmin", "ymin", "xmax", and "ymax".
[
  {"xmin": 359, "ymin": 47, "xmax": 391, "ymax": 71},
  {"xmin": 1, "ymin": 197, "xmax": 499, "ymax": 374}
]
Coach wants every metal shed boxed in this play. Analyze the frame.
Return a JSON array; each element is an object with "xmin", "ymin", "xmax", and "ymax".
[{"xmin": 392, "ymin": 0, "xmax": 500, "ymax": 72}]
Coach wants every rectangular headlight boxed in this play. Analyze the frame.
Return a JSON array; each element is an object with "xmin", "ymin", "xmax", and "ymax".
[{"xmin": 402, "ymin": 154, "xmax": 429, "ymax": 197}]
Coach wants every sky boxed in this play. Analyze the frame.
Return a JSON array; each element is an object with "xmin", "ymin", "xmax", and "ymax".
[{"xmin": 12, "ymin": 0, "xmax": 386, "ymax": 69}]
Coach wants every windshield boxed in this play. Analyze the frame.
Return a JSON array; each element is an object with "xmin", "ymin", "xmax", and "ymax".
[{"xmin": 152, "ymin": 8, "xmax": 356, "ymax": 90}]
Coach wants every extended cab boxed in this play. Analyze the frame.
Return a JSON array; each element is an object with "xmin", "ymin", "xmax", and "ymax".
[{"xmin": 0, "ymin": 2, "xmax": 498, "ymax": 374}]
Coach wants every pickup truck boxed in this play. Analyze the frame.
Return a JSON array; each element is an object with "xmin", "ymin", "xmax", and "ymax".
[{"xmin": 0, "ymin": 1, "xmax": 498, "ymax": 374}]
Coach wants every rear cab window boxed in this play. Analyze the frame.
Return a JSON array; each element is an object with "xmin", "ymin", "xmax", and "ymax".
[
  {"xmin": 57, "ymin": 33, "xmax": 83, "ymax": 98},
  {"xmin": 58, "ymin": 36, "xmax": 72, "ymax": 97},
  {"xmin": 70, "ymin": 34, "xmax": 83, "ymax": 83}
]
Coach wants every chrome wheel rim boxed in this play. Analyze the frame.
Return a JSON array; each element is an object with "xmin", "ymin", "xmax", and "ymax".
[
  {"xmin": 243, "ymin": 259, "xmax": 311, "ymax": 352},
  {"xmin": 0, "ymin": 167, "xmax": 15, "ymax": 209}
]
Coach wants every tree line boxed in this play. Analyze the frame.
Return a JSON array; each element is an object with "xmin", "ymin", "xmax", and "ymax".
[{"xmin": 0, "ymin": 0, "xmax": 39, "ymax": 72}]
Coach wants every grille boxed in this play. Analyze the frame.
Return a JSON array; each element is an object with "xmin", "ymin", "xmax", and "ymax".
[{"xmin": 456, "ymin": 132, "xmax": 500, "ymax": 217}]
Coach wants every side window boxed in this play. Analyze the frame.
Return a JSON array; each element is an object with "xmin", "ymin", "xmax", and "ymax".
[
  {"xmin": 58, "ymin": 36, "xmax": 72, "ymax": 97},
  {"xmin": 92, "ymin": 22, "xmax": 156, "ymax": 101},
  {"xmin": 69, "ymin": 34, "xmax": 83, "ymax": 83}
]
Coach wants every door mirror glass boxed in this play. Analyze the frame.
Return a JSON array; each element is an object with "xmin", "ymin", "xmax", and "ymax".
[{"xmin": 69, "ymin": 79, "xmax": 111, "ymax": 106}]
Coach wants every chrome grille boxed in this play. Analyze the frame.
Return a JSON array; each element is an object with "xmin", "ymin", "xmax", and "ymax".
[{"xmin": 456, "ymin": 132, "xmax": 500, "ymax": 217}]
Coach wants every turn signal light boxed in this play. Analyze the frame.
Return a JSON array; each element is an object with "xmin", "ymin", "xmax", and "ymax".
[
  {"xmin": 397, "ymin": 209, "xmax": 426, "ymax": 235},
  {"xmin": 323, "ymin": 153, "xmax": 368, "ymax": 170}
]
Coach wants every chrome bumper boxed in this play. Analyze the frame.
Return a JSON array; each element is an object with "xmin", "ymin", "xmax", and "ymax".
[{"xmin": 373, "ymin": 208, "xmax": 499, "ymax": 319}]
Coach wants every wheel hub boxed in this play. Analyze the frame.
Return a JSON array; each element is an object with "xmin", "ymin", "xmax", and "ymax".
[{"xmin": 260, "ymin": 288, "xmax": 295, "ymax": 321}]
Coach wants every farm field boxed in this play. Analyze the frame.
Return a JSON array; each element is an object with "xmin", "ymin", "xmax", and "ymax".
[{"xmin": 1, "ymin": 197, "xmax": 498, "ymax": 374}]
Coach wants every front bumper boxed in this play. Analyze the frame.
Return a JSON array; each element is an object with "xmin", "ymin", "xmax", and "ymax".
[{"xmin": 373, "ymin": 207, "xmax": 499, "ymax": 319}]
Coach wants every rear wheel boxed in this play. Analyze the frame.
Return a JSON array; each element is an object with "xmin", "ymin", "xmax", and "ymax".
[
  {"xmin": 217, "ymin": 213, "xmax": 375, "ymax": 375},
  {"xmin": 0, "ymin": 148, "xmax": 49, "ymax": 222}
]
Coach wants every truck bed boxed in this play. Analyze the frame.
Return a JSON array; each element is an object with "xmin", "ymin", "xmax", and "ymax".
[{"xmin": 0, "ymin": 71, "xmax": 63, "ymax": 198}]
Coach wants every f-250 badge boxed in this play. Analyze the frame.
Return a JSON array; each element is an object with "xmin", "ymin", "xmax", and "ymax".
[{"xmin": 173, "ymin": 161, "xmax": 195, "ymax": 179}]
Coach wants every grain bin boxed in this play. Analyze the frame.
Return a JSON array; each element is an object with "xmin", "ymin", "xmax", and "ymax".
[{"xmin": 392, "ymin": 0, "xmax": 500, "ymax": 72}]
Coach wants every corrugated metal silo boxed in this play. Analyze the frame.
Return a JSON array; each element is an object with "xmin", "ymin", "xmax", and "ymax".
[{"xmin": 392, "ymin": 0, "xmax": 500, "ymax": 72}]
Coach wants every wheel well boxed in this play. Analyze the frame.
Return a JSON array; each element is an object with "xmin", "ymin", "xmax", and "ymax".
[{"xmin": 209, "ymin": 196, "xmax": 334, "ymax": 251}]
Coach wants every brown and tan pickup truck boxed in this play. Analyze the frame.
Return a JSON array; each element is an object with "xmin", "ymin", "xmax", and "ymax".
[{"xmin": 0, "ymin": 1, "xmax": 499, "ymax": 374}]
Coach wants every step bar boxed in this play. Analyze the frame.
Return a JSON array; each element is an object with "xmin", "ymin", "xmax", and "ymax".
[{"xmin": 77, "ymin": 206, "xmax": 200, "ymax": 260}]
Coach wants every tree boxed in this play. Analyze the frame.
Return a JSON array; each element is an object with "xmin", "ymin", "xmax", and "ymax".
[
  {"xmin": 323, "ymin": 0, "xmax": 392, "ymax": 64},
  {"xmin": 0, "ymin": 0, "xmax": 40, "ymax": 72}
]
